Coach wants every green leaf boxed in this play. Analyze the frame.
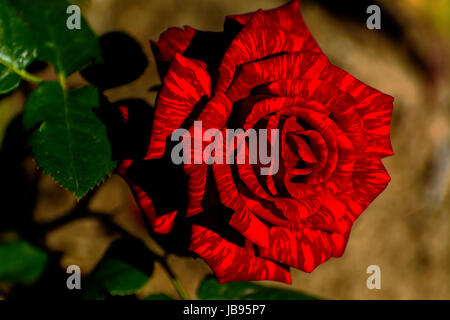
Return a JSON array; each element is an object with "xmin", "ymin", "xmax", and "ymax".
[
  {"xmin": 0, "ymin": 67, "xmax": 21, "ymax": 95},
  {"xmin": 22, "ymin": 82, "xmax": 116, "ymax": 198},
  {"xmin": 83, "ymin": 258, "xmax": 150, "ymax": 299},
  {"xmin": 0, "ymin": 0, "xmax": 37, "ymax": 94},
  {"xmin": 11, "ymin": 0, "xmax": 101, "ymax": 78},
  {"xmin": 83, "ymin": 238, "xmax": 155, "ymax": 300},
  {"xmin": 144, "ymin": 294, "xmax": 174, "ymax": 300},
  {"xmin": 197, "ymin": 277, "xmax": 319, "ymax": 300},
  {"xmin": 0, "ymin": 240, "xmax": 48, "ymax": 284}
]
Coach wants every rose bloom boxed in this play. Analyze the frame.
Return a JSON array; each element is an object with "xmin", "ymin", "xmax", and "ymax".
[{"xmin": 114, "ymin": 0, "xmax": 393, "ymax": 283}]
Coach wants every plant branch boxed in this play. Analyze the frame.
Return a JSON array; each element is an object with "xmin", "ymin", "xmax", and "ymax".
[
  {"xmin": 14, "ymin": 67, "xmax": 44, "ymax": 84},
  {"xmin": 157, "ymin": 257, "xmax": 192, "ymax": 300},
  {"xmin": 0, "ymin": 58, "xmax": 45, "ymax": 84}
]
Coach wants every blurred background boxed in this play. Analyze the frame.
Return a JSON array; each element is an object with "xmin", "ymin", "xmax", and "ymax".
[{"xmin": 0, "ymin": 0, "xmax": 449, "ymax": 299}]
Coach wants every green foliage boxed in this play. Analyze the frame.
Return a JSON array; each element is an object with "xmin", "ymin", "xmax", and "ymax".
[
  {"xmin": 144, "ymin": 294, "xmax": 174, "ymax": 300},
  {"xmin": 0, "ymin": 0, "xmax": 37, "ymax": 94},
  {"xmin": 0, "ymin": 240, "xmax": 48, "ymax": 284},
  {"xmin": 11, "ymin": 0, "xmax": 101, "ymax": 79},
  {"xmin": 197, "ymin": 277, "xmax": 319, "ymax": 300},
  {"xmin": 83, "ymin": 258, "xmax": 150, "ymax": 299},
  {"xmin": 0, "ymin": 67, "xmax": 21, "ymax": 96},
  {"xmin": 22, "ymin": 82, "xmax": 116, "ymax": 198},
  {"xmin": 83, "ymin": 238, "xmax": 155, "ymax": 299}
]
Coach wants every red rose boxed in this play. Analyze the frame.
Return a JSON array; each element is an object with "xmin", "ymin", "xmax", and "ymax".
[{"xmin": 116, "ymin": 0, "xmax": 393, "ymax": 283}]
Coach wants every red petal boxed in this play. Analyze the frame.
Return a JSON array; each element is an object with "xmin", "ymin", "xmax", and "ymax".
[
  {"xmin": 189, "ymin": 225, "xmax": 292, "ymax": 283},
  {"xmin": 298, "ymin": 130, "xmax": 329, "ymax": 170},
  {"xmin": 241, "ymin": 194, "xmax": 292, "ymax": 227},
  {"xmin": 217, "ymin": 1, "xmax": 322, "ymax": 94},
  {"xmin": 259, "ymin": 226, "xmax": 347, "ymax": 272},
  {"xmin": 181, "ymin": 96, "xmax": 233, "ymax": 217},
  {"xmin": 118, "ymin": 160, "xmax": 177, "ymax": 234},
  {"xmin": 236, "ymin": 144, "xmax": 273, "ymax": 201},
  {"xmin": 226, "ymin": 0, "xmax": 307, "ymax": 33},
  {"xmin": 212, "ymin": 162, "xmax": 241, "ymax": 211},
  {"xmin": 151, "ymin": 26, "xmax": 196, "ymax": 76},
  {"xmin": 281, "ymin": 117, "xmax": 317, "ymax": 173},
  {"xmin": 344, "ymin": 156, "xmax": 391, "ymax": 219},
  {"xmin": 212, "ymin": 162, "xmax": 270, "ymax": 248},
  {"xmin": 128, "ymin": 183, "xmax": 177, "ymax": 234},
  {"xmin": 301, "ymin": 197, "xmax": 353, "ymax": 234},
  {"xmin": 278, "ymin": 108, "xmax": 339, "ymax": 183},
  {"xmin": 264, "ymin": 114, "xmax": 281, "ymax": 196},
  {"xmin": 299, "ymin": 157, "xmax": 390, "ymax": 241},
  {"xmin": 260, "ymin": 79, "xmax": 350, "ymax": 113},
  {"xmin": 226, "ymin": 51, "xmax": 329, "ymax": 102},
  {"xmin": 317, "ymin": 63, "xmax": 394, "ymax": 158},
  {"xmin": 274, "ymin": 195, "xmax": 321, "ymax": 221},
  {"xmin": 257, "ymin": 79, "xmax": 367, "ymax": 153},
  {"xmin": 229, "ymin": 205, "xmax": 270, "ymax": 248},
  {"xmin": 119, "ymin": 106, "xmax": 129, "ymax": 124},
  {"xmin": 146, "ymin": 53, "xmax": 211, "ymax": 159},
  {"xmin": 193, "ymin": 92, "xmax": 232, "ymax": 130},
  {"xmin": 287, "ymin": 134, "xmax": 317, "ymax": 165},
  {"xmin": 243, "ymin": 96, "xmax": 305, "ymax": 130},
  {"xmin": 323, "ymin": 132, "xmax": 356, "ymax": 193},
  {"xmin": 184, "ymin": 163, "xmax": 208, "ymax": 217}
]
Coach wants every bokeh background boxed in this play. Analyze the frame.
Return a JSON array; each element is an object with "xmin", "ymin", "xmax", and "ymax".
[{"xmin": 1, "ymin": 0, "xmax": 449, "ymax": 299}]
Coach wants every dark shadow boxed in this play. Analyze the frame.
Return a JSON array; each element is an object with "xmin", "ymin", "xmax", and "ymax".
[
  {"xmin": 96, "ymin": 95, "xmax": 153, "ymax": 160},
  {"xmin": 81, "ymin": 32, "xmax": 148, "ymax": 91},
  {"xmin": 0, "ymin": 115, "xmax": 38, "ymax": 233}
]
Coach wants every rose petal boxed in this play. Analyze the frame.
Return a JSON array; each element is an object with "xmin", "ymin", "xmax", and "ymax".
[
  {"xmin": 344, "ymin": 156, "xmax": 391, "ymax": 219},
  {"xmin": 184, "ymin": 163, "xmax": 208, "ymax": 217},
  {"xmin": 146, "ymin": 53, "xmax": 211, "ymax": 159},
  {"xmin": 212, "ymin": 162, "xmax": 270, "ymax": 248},
  {"xmin": 237, "ymin": 143, "xmax": 274, "ymax": 201},
  {"xmin": 274, "ymin": 195, "xmax": 321, "ymax": 221},
  {"xmin": 255, "ymin": 79, "xmax": 365, "ymax": 152},
  {"xmin": 317, "ymin": 63, "xmax": 394, "ymax": 158},
  {"xmin": 226, "ymin": 51, "xmax": 328, "ymax": 102},
  {"xmin": 301, "ymin": 198, "xmax": 353, "ymax": 234},
  {"xmin": 217, "ymin": 0, "xmax": 323, "ymax": 93},
  {"xmin": 118, "ymin": 160, "xmax": 177, "ymax": 234},
  {"xmin": 241, "ymin": 194, "xmax": 293, "ymax": 227},
  {"xmin": 259, "ymin": 79, "xmax": 350, "ymax": 113},
  {"xmin": 191, "ymin": 92, "xmax": 233, "ymax": 131},
  {"xmin": 151, "ymin": 26, "xmax": 196, "ymax": 78},
  {"xmin": 243, "ymin": 96, "xmax": 305, "ymax": 130},
  {"xmin": 226, "ymin": 0, "xmax": 309, "ymax": 35},
  {"xmin": 229, "ymin": 204, "xmax": 270, "ymax": 248},
  {"xmin": 264, "ymin": 114, "xmax": 281, "ymax": 195},
  {"xmin": 181, "ymin": 95, "xmax": 233, "ymax": 217},
  {"xmin": 259, "ymin": 226, "xmax": 347, "ymax": 272},
  {"xmin": 282, "ymin": 117, "xmax": 317, "ymax": 173},
  {"xmin": 189, "ymin": 225, "xmax": 292, "ymax": 283},
  {"xmin": 212, "ymin": 162, "xmax": 242, "ymax": 211},
  {"xmin": 278, "ymin": 108, "xmax": 339, "ymax": 183}
]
